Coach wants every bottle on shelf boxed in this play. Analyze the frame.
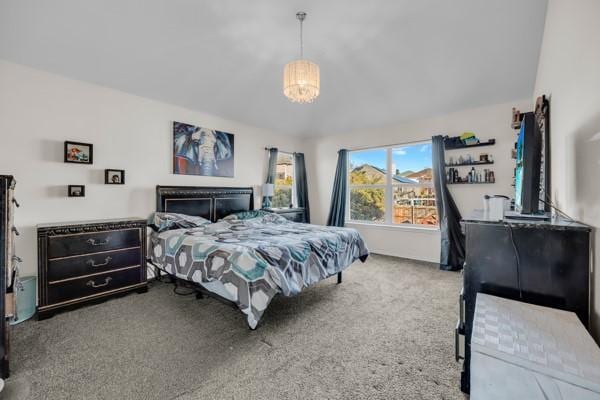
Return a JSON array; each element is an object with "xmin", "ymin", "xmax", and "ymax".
[{"xmin": 446, "ymin": 165, "xmax": 497, "ymax": 184}]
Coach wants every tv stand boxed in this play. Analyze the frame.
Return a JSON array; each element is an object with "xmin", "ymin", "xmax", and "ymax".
[{"xmin": 504, "ymin": 210, "xmax": 550, "ymax": 221}]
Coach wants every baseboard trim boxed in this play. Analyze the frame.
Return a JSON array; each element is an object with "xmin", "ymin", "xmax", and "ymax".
[{"xmin": 368, "ymin": 250, "xmax": 439, "ymax": 266}]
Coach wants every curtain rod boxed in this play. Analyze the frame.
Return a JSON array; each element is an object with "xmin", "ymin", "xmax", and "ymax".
[
  {"xmin": 344, "ymin": 138, "xmax": 434, "ymax": 152},
  {"xmin": 264, "ymin": 147, "xmax": 299, "ymax": 155}
]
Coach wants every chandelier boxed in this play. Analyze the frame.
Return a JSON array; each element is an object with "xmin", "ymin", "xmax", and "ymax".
[{"xmin": 283, "ymin": 12, "xmax": 320, "ymax": 103}]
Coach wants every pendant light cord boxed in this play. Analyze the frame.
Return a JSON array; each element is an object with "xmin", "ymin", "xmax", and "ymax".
[{"xmin": 299, "ymin": 17, "xmax": 304, "ymax": 58}]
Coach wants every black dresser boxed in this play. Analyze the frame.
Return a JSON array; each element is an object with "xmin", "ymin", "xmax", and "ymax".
[
  {"xmin": 263, "ymin": 207, "xmax": 307, "ymax": 223},
  {"xmin": 456, "ymin": 211, "xmax": 592, "ymax": 393},
  {"xmin": 0, "ymin": 175, "xmax": 17, "ymax": 378},
  {"xmin": 37, "ymin": 218, "xmax": 148, "ymax": 319}
]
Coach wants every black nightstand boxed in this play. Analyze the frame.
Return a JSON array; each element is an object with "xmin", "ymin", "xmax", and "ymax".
[
  {"xmin": 37, "ymin": 218, "xmax": 148, "ymax": 319},
  {"xmin": 263, "ymin": 207, "xmax": 307, "ymax": 223}
]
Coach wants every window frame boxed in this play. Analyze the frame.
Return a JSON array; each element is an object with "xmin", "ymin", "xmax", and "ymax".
[
  {"xmin": 272, "ymin": 151, "xmax": 296, "ymax": 209},
  {"xmin": 346, "ymin": 141, "xmax": 438, "ymax": 229}
]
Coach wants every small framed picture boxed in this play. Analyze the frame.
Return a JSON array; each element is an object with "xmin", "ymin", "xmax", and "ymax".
[
  {"xmin": 68, "ymin": 185, "xmax": 85, "ymax": 197},
  {"xmin": 105, "ymin": 169, "xmax": 125, "ymax": 185},
  {"xmin": 64, "ymin": 141, "xmax": 93, "ymax": 164}
]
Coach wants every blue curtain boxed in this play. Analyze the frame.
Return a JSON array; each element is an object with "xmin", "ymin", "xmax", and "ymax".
[
  {"xmin": 432, "ymin": 135, "xmax": 465, "ymax": 270},
  {"xmin": 326, "ymin": 149, "xmax": 348, "ymax": 227},
  {"xmin": 265, "ymin": 148, "xmax": 278, "ymax": 184},
  {"xmin": 294, "ymin": 153, "xmax": 310, "ymax": 222},
  {"xmin": 264, "ymin": 148, "xmax": 278, "ymax": 207}
]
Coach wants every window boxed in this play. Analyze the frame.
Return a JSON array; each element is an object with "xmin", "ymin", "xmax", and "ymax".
[
  {"xmin": 272, "ymin": 152, "xmax": 295, "ymax": 208},
  {"xmin": 348, "ymin": 148, "xmax": 387, "ymax": 223},
  {"xmin": 348, "ymin": 142, "xmax": 437, "ymax": 227}
]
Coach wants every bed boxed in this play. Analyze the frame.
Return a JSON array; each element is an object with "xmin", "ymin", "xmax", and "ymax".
[{"xmin": 147, "ymin": 186, "xmax": 369, "ymax": 329}]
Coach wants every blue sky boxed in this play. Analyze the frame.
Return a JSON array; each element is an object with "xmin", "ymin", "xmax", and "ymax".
[{"xmin": 349, "ymin": 143, "xmax": 432, "ymax": 174}]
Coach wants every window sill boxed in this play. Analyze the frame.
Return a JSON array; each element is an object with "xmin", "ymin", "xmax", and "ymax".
[{"xmin": 346, "ymin": 221, "xmax": 440, "ymax": 233}]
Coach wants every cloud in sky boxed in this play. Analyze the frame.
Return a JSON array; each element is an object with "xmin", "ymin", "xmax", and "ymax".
[
  {"xmin": 419, "ymin": 144, "xmax": 430, "ymax": 152},
  {"xmin": 393, "ymin": 148, "xmax": 407, "ymax": 156}
]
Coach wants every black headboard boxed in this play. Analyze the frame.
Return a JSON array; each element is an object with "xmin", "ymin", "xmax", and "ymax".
[{"xmin": 156, "ymin": 186, "xmax": 254, "ymax": 222}]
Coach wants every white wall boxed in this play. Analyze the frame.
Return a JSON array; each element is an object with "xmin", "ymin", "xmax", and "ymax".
[
  {"xmin": 307, "ymin": 99, "xmax": 531, "ymax": 262},
  {"xmin": 533, "ymin": 0, "xmax": 600, "ymax": 340},
  {"xmin": 0, "ymin": 60, "xmax": 304, "ymax": 277}
]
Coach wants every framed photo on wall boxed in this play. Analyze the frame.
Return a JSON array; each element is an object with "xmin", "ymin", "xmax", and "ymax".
[
  {"xmin": 105, "ymin": 169, "xmax": 125, "ymax": 184},
  {"xmin": 172, "ymin": 121, "xmax": 234, "ymax": 177},
  {"xmin": 67, "ymin": 185, "xmax": 85, "ymax": 197},
  {"xmin": 64, "ymin": 141, "xmax": 93, "ymax": 164}
]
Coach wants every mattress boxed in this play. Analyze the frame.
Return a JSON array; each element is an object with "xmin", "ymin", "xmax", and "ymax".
[{"xmin": 149, "ymin": 213, "xmax": 369, "ymax": 328}]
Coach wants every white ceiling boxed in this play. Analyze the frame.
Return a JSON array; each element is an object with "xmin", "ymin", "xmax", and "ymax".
[{"xmin": 0, "ymin": 0, "xmax": 548, "ymax": 137}]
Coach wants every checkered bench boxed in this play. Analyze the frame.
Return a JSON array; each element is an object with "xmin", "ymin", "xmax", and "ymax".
[{"xmin": 470, "ymin": 293, "xmax": 600, "ymax": 400}]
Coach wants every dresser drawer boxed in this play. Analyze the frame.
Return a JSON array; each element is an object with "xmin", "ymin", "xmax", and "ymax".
[
  {"xmin": 47, "ymin": 247, "xmax": 142, "ymax": 282},
  {"xmin": 47, "ymin": 267, "xmax": 143, "ymax": 305},
  {"xmin": 47, "ymin": 228, "xmax": 141, "ymax": 259}
]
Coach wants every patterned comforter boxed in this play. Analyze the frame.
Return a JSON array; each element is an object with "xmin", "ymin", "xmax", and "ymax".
[{"xmin": 149, "ymin": 214, "xmax": 369, "ymax": 328}]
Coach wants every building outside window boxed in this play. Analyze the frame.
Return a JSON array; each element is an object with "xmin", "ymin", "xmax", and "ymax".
[
  {"xmin": 272, "ymin": 152, "xmax": 295, "ymax": 208},
  {"xmin": 348, "ymin": 142, "xmax": 437, "ymax": 227}
]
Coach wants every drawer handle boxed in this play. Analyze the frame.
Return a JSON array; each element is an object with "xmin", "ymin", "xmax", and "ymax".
[
  {"xmin": 86, "ymin": 256, "xmax": 112, "ymax": 268},
  {"xmin": 86, "ymin": 277, "xmax": 112, "ymax": 288},
  {"xmin": 12, "ymin": 198, "xmax": 20, "ymax": 208},
  {"xmin": 459, "ymin": 290, "xmax": 465, "ymax": 325},
  {"xmin": 86, "ymin": 238, "xmax": 110, "ymax": 246},
  {"xmin": 455, "ymin": 322, "xmax": 465, "ymax": 362},
  {"xmin": 11, "ymin": 226, "xmax": 19, "ymax": 236}
]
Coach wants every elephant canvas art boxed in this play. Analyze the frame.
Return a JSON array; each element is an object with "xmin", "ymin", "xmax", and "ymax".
[{"xmin": 173, "ymin": 121, "xmax": 234, "ymax": 177}]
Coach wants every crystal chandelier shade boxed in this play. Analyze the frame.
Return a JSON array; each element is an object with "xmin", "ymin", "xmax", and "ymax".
[
  {"xmin": 283, "ymin": 59, "xmax": 320, "ymax": 103},
  {"xmin": 283, "ymin": 12, "xmax": 320, "ymax": 103}
]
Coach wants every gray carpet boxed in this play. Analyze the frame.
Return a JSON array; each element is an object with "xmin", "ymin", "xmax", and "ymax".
[{"xmin": 3, "ymin": 254, "xmax": 465, "ymax": 400}]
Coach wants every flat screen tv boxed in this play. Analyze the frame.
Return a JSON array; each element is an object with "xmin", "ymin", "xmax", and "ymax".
[{"xmin": 514, "ymin": 112, "xmax": 542, "ymax": 214}]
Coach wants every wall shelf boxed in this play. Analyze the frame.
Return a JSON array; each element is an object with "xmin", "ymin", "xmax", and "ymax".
[
  {"xmin": 445, "ymin": 161, "xmax": 494, "ymax": 167},
  {"xmin": 444, "ymin": 139, "xmax": 496, "ymax": 150}
]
